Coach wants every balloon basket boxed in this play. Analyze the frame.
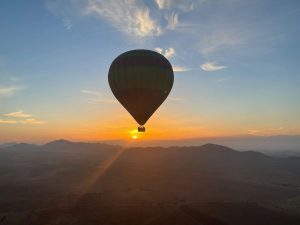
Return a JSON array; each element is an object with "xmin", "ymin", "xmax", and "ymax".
[{"xmin": 138, "ymin": 126, "xmax": 145, "ymax": 132}]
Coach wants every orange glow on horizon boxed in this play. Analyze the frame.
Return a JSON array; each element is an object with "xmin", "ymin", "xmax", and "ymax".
[{"xmin": 1, "ymin": 106, "xmax": 297, "ymax": 144}]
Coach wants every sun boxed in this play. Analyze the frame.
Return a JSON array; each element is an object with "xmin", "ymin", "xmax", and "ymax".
[
  {"xmin": 132, "ymin": 135, "xmax": 138, "ymax": 139},
  {"xmin": 129, "ymin": 129, "xmax": 140, "ymax": 140}
]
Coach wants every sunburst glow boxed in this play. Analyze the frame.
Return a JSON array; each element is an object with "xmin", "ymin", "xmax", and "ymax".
[{"xmin": 129, "ymin": 129, "xmax": 139, "ymax": 139}]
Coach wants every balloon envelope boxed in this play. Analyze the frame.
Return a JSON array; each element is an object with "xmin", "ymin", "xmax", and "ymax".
[{"xmin": 108, "ymin": 49, "xmax": 174, "ymax": 127}]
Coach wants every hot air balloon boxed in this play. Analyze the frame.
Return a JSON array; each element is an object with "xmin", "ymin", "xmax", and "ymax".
[{"xmin": 108, "ymin": 49, "xmax": 174, "ymax": 132}]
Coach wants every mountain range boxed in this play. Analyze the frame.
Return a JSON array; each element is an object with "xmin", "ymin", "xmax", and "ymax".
[{"xmin": 0, "ymin": 140, "xmax": 299, "ymax": 224}]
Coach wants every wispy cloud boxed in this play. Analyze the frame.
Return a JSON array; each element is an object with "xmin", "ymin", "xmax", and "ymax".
[
  {"xmin": 164, "ymin": 47, "xmax": 175, "ymax": 58},
  {"xmin": 0, "ymin": 119, "xmax": 17, "ymax": 124},
  {"xmin": 173, "ymin": 65, "xmax": 190, "ymax": 72},
  {"xmin": 154, "ymin": 47, "xmax": 175, "ymax": 59},
  {"xmin": 155, "ymin": 0, "xmax": 170, "ymax": 9},
  {"xmin": 85, "ymin": 0, "xmax": 162, "ymax": 37},
  {"xmin": 20, "ymin": 118, "xmax": 46, "ymax": 124},
  {"xmin": 166, "ymin": 12, "xmax": 178, "ymax": 30},
  {"xmin": 248, "ymin": 127, "xmax": 285, "ymax": 136},
  {"xmin": 63, "ymin": 18, "xmax": 73, "ymax": 30},
  {"xmin": 0, "ymin": 119, "xmax": 45, "ymax": 125},
  {"xmin": 46, "ymin": 0, "xmax": 283, "ymax": 61},
  {"xmin": 5, "ymin": 111, "xmax": 33, "ymax": 118},
  {"xmin": 46, "ymin": 0, "xmax": 199, "ymax": 38},
  {"xmin": 1, "ymin": 111, "xmax": 46, "ymax": 125},
  {"xmin": 154, "ymin": 47, "xmax": 163, "ymax": 54},
  {"xmin": 216, "ymin": 78, "xmax": 229, "ymax": 82},
  {"xmin": 200, "ymin": 62, "xmax": 227, "ymax": 71},
  {"xmin": 169, "ymin": 96, "xmax": 185, "ymax": 101},
  {"xmin": 81, "ymin": 89, "xmax": 117, "ymax": 104},
  {"xmin": 0, "ymin": 86, "xmax": 23, "ymax": 97},
  {"xmin": 155, "ymin": 0, "xmax": 200, "ymax": 11},
  {"xmin": 81, "ymin": 90, "xmax": 101, "ymax": 96}
]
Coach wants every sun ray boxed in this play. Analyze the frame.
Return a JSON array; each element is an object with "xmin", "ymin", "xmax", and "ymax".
[{"xmin": 72, "ymin": 141, "xmax": 132, "ymax": 205}]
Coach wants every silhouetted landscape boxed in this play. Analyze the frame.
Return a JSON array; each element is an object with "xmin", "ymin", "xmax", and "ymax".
[
  {"xmin": 102, "ymin": 135, "xmax": 300, "ymax": 157},
  {"xmin": 0, "ymin": 140, "xmax": 299, "ymax": 224}
]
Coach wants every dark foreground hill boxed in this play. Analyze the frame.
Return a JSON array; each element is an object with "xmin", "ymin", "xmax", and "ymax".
[{"xmin": 0, "ymin": 140, "xmax": 299, "ymax": 225}]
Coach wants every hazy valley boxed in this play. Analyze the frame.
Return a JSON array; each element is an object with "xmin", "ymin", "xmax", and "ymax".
[{"xmin": 0, "ymin": 140, "xmax": 299, "ymax": 224}]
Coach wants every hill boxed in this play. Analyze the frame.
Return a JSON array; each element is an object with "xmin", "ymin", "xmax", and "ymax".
[{"xmin": 0, "ymin": 141, "xmax": 299, "ymax": 224}]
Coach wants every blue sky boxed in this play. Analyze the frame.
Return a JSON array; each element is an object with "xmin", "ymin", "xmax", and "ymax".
[{"xmin": 0, "ymin": 0, "xmax": 300, "ymax": 142}]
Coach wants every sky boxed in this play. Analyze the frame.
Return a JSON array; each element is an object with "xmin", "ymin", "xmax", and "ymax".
[{"xmin": 0, "ymin": 0, "xmax": 300, "ymax": 143}]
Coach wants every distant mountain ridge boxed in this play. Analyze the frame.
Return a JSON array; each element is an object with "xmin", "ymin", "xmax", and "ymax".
[
  {"xmin": 0, "ymin": 139, "xmax": 285, "ymax": 168},
  {"xmin": 0, "ymin": 140, "xmax": 288, "ymax": 159},
  {"xmin": 1, "ymin": 135, "xmax": 300, "ymax": 156},
  {"xmin": 103, "ymin": 135, "xmax": 300, "ymax": 156},
  {"xmin": 0, "ymin": 140, "xmax": 256, "ymax": 155},
  {"xmin": 0, "ymin": 139, "xmax": 119, "ymax": 150}
]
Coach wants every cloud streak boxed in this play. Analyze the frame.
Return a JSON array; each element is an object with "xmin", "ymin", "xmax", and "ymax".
[
  {"xmin": 169, "ymin": 96, "xmax": 185, "ymax": 101},
  {"xmin": 20, "ymin": 118, "xmax": 46, "ymax": 124},
  {"xmin": 216, "ymin": 78, "xmax": 229, "ymax": 82},
  {"xmin": 63, "ymin": 18, "xmax": 73, "ymax": 30},
  {"xmin": 155, "ymin": 0, "xmax": 170, "ymax": 9},
  {"xmin": 155, "ymin": 0, "xmax": 200, "ymax": 11},
  {"xmin": 173, "ymin": 65, "xmax": 190, "ymax": 72},
  {"xmin": 248, "ymin": 127, "xmax": 285, "ymax": 136},
  {"xmin": 0, "ymin": 86, "xmax": 23, "ymax": 97},
  {"xmin": 1, "ymin": 111, "xmax": 46, "ymax": 125},
  {"xmin": 200, "ymin": 62, "xmax": 227, "ymax": 71},
  {"xmin": 0, "ymin": 119, "xmax": 46, "ymax": 125},
  {"xmin": 166, "ymin": 12, "xmax": 179, "ymax": 30},
  {"xmin": 5, "ymin": 111, "xmax": 33, "ymax": 118},
  {"xmin": 81, "ymin": 90, "xmax": 102, "ymax": 96},
  {"xmin": 0, "ymin": 120, "xmax": 18, "ymax": 124}
]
